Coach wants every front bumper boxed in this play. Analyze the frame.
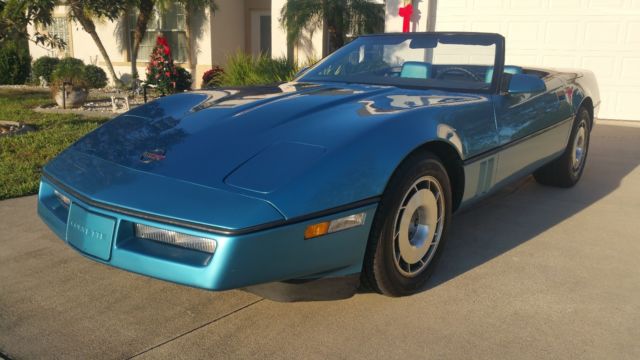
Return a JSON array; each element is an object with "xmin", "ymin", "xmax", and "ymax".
[{"xmin": 38, "ymin": 177, "xmax": 377, "ymax": 290}]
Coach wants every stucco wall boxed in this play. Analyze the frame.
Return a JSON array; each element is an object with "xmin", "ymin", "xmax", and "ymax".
[
  {"xmin": 271, "ymin": 0, "xmax": 287, "ymax": 59},
  {"xmin": 211, "ymin": 0, "xmax": 246, "ymax": 66},
  {"xmin": 271, "ymin": 0, "xmax": 323, "ymax": 64}
]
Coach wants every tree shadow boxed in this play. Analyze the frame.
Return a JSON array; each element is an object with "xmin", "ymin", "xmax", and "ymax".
[
  {"xmin": 0, "ymin": 88, "xmax": 49, "ymax": 100},
  {"xmin": 411, "ymin": 1, "xmax": 423, "ymax": 33},
  {"xmin": 114, "ymin": 16, "xmax": 130, "ymax": 63},
  {"xmin": 246, "ymin": 123, "xmax": 640, "ymax": 302},
  {"xmin": 387, "ymin": 0, "xmax": 401, "ymax": 16},
  {"xmin": 189, "ymin": 8, "xmax": 209, "ymax": 75}
]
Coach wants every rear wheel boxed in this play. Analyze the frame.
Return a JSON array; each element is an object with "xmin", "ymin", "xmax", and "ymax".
[
  {"xmin": 534, "ymin": 107, "xmax": 591, "ymax": 187},
  {"xmin": 362, "ymin": 151, "xmax": 452, "ymax": 296}
]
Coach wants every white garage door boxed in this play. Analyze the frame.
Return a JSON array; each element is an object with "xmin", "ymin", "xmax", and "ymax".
[{"xmin": 435, "ymin": 0, "xmax": 640, "ymax": 121}]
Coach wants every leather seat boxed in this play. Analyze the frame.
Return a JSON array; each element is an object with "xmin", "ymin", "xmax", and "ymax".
[{"xmin": 400, "ymin": 61, "xmax": 432, "ymax": 79}]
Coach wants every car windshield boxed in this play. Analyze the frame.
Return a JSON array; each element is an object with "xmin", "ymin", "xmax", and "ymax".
[{"xmin": 298, "ymin": 33, "xmax": 501, "ymax": 92}]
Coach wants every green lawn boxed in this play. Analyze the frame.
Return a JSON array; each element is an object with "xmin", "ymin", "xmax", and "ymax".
[{"xmin": 0, "ymin": 88, "xmax": 108, "ymax": 200}]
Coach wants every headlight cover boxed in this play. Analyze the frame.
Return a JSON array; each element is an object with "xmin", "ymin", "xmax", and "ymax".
[{"xmin": 134, "ymin": 223, "xmax": 217, "ymax": 254}]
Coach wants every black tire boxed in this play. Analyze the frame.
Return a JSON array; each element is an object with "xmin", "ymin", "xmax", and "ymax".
[
  {"xmin": 534, "ymin": 107, "xmax": 591, "ymax": 187},
  {"xmin": 362, "ymin": 151, "xmax": 452, "ymax": 297}
]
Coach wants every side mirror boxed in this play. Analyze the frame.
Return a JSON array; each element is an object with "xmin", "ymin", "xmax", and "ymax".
[
  {"xmin": 506, "ymin": 73, "xmax": 546, "ymax": 94},
  {"xmin": 294, "ymin": 66, "xmax": 310, "ymax": 79}
]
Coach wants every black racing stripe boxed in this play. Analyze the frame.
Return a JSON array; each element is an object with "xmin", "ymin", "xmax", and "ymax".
[{"xmin": 42, "ymin": 172, "xmax": 380, "ymax": 236}]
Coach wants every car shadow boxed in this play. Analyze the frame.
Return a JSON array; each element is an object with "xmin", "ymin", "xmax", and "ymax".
[{"xmin": 243, "ymin": 123, "xmax": 640, "ymax": 302}]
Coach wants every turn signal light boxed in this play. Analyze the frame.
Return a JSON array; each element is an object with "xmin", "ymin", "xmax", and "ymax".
[
  {"xmin": 304, "ymin": 213, "xmax": 366, "ymax": 240},
  {"xmin": 304, "ymin": 222, "xmax": 330, "ymax": 239}
]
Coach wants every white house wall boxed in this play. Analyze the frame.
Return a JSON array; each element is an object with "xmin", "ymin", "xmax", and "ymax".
[
  {"xmin": 271, "ymin": 0, "xmax": 323, "ymax": 64},
  {"xmin": 271, "ymin": 0, "xmax": 288, "ymax": 59},
  {"xmin": 211, "ymin": 0, "xmax": 245, "ymax": 66}
]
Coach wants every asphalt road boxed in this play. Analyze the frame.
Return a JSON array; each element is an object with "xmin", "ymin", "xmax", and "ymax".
[{"xmin": 1, "ymin": 121, "xmax": 639, "ymax": 360}]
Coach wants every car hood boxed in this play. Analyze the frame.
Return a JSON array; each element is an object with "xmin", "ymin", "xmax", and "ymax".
[
  {"xmin": 72, "ymin": 82, "xmax": 480, "ymax": 185},
  {"xmin": 52, "ymin": 82, "xmax": 485, "ymax": 223}
]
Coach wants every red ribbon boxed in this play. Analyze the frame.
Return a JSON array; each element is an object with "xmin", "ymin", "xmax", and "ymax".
[
  {"xmin": 398, "ymin": 4, "xmax": 413, "ymax": 33},
  {"xmin": 156, "ymin": 36, "xmax": 171, "ymax": 56}
]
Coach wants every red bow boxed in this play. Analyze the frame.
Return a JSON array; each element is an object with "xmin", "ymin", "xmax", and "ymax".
[
  {"xmin": 398, "ymin": 4, "xmax": 413, "ymax": 33},
  {"xmin": 156, "ymin": 36, "xmax": 171, "ymax": 56}
]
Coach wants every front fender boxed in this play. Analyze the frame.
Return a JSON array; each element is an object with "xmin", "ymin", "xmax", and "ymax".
[{"xmin": 257, "ymin": 113, "xmax": 469, "ymax": 219}]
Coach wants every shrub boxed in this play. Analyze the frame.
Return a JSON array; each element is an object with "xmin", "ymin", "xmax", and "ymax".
[
  {"xmin": 84, "ymin": 64, "xmax": 108, "ymax": 89},
  {"xmin": 51, "ymin": 57, "xmax": 87, "ymax": 90},
  {"xmin": 175, "ymin": 66, "xmax": 192, "ymax": 92},
  {"xmin": 255, "ymin": 56, "xmax": 298, "ymax": 83},
  {"xmin": 32, "ymin": 56, "xmax": 60, "ymax": 83},
  {"xmin": 202, "ymin": 65, "xmax": 224, "ymax": 88},
  {"xmin": 0, "ymin": 40, "xmax": 32, "ymax": 85},
  {"xmin": 221, "ymin": 53, "xmax": 297, "ymax": 86}
]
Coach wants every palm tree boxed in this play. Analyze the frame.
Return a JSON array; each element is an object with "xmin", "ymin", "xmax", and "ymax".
[
  {"xmin": 67, "ymin": 0, "xmax": 127, "ymax": 86},
  {"xmin": 280, "ymin": 0, "xmax": 384, "ymax": 59},
  {"xmin": 129, "ymin": 0, "xmax": 155, "ymax": 83},
  {"xmin": 177, "ymin": 0, "xmax": 217, "ymax": 84}
]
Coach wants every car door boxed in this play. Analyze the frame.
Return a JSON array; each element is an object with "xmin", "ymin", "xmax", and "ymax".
[{"xmin": 492, "ymin": 74, "xmax": 572, "ymax": 185}]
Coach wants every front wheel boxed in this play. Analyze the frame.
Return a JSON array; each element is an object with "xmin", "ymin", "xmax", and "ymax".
[
  {"xmin": 534, "ymin": 107, "xmax": 591, "ymax": 187},
  {"xmin": 362, "ymin": 151, "xmax": 452, "ymax": 296}
]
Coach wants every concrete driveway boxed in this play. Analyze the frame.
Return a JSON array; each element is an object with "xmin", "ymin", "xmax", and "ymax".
[{"xmin": 1, "ymin": 121, "xmax": 639, "ymax": 360}]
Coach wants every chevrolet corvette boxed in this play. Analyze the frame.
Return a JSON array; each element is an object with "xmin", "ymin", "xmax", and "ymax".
[{"xmin": 38, "ymin": 32, "xmax": 600, "ymax": 296}]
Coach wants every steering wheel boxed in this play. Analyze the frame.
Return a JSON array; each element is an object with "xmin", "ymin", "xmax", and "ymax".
[{"xmin": 435, "ymin": 67, "xmax": 480, "ymax": 81}]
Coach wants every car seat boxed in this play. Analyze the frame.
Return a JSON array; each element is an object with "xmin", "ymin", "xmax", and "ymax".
[{"xmin": 400, "ymin": 61, "xmax": 432, "ymax": 79}]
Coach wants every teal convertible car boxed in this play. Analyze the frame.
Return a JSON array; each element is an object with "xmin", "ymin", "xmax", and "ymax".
[{"xmin": 38, "ymin": 32, "xmax": 600, "ymax": 296}]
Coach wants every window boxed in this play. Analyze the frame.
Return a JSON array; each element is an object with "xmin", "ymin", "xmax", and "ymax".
[
  {"xmin": 128, "ymin": 2, "xmax": 187, "ymax": 63},
  {"xmin": 48, "ymin": 17, "xmax": 71, "ymax": 56},
  {"xmin": 259, "ymin": 15, "xmax": 271, "ymax": 56},
  {"xmin": 250, "ymin": 11, "xmax": 271, "ymax": 57}
]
